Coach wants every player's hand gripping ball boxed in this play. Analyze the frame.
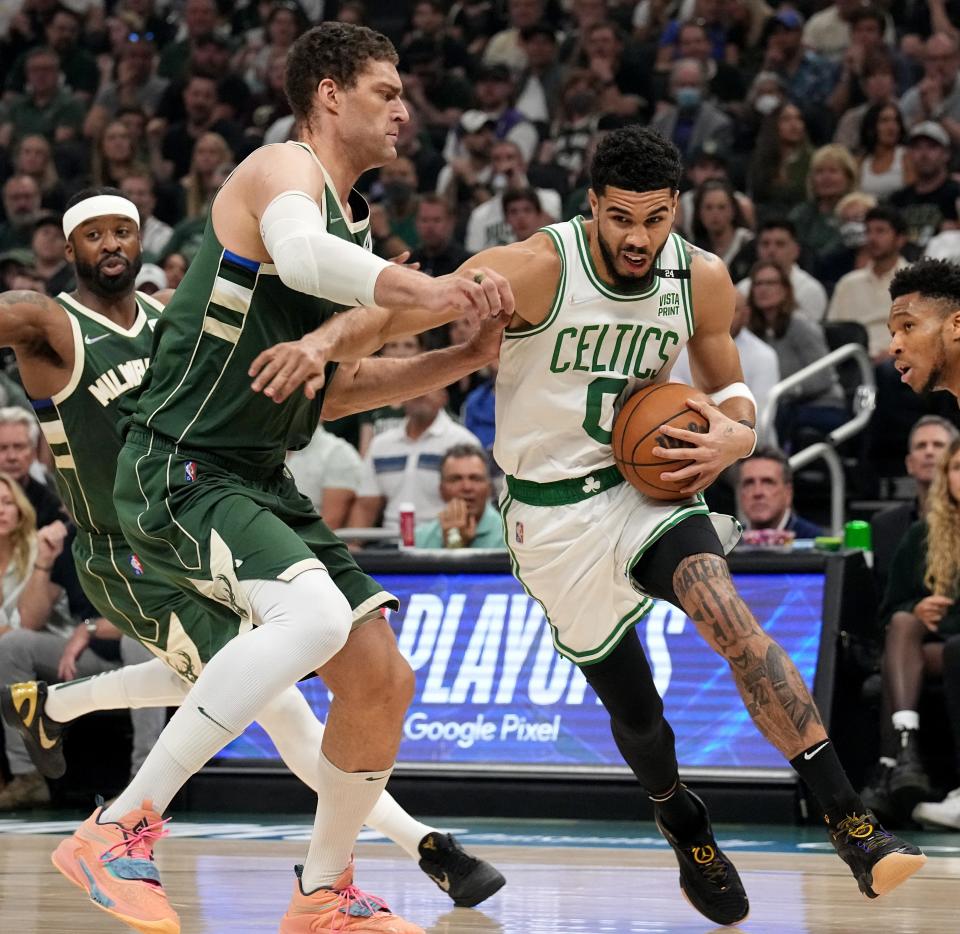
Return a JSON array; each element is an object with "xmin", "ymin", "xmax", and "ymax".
[{"xmin": 612, "ymin": 382, "xmax": 710, "ymax": 501}]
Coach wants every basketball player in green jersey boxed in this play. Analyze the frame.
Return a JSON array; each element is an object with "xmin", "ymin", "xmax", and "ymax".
[
  {"xmin": 0, "ymin": 187, "xmax": 507, "ymax": 928},
  {"xmin": 276, "ymin": 127, "xmax": 927, "ymax": 924},
  {"xmin": 47, "ymin": 22, "xmax": 514, "ymax": 934}
]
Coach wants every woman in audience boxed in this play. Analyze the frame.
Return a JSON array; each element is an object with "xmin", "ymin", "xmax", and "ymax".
[
  {"xmin": 0, "ymin": 472, "xmax": 42, "ymax": 637},
  {"xmin": 789, "ymin": 143, "xmax": 859, "ymax": 260},
  {"xmin": 239, "ymin": 0, "xmax": 309, "ymax": 94},
  {"xmin": 858, "ymin": 102, "xmax": 914, "ymax": 200},
  {"xmin": 747, "ymin": 260, "xmax": 846, "ymax": 448},
  {"xmin": 90, "ymin": 119, "xmax": 142, "ymax": 189},
  {"xmin": 161, "ymin": 252, "xmax": 188, "ymax": 289},
  {"xmin": 871, "ymin": 437, "xmax": 960, "ymax": 825},
  {"xmin": 747, "ymin": 102, "xmax": 813, "ymax": 221},
  {"xmin": 12, "ymin": 135, "xmax": 66, "ymax": 213},
  {"xmin": 181, "ymin": 133, "xmax": 232, "ymax": 220},
  {"xmin": 691, "ymin": 178, "xmax": 754, "ymax": 281}
]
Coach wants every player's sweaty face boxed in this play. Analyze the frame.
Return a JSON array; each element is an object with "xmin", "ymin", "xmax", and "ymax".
[
  {"xmin": 590, "ymin": 186, "xmax": 676, "ymax": 288},
  {"xmin": 342, "ymin": 59, "xmax": 408, "ymax": 169},
  {"xmin": 888, "ymin": 294, "xmax": 951, "ymax": 395}
]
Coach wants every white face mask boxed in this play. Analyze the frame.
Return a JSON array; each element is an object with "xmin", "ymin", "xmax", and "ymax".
[{"xmin": 755, "ymin": 93, "xmax": 781, "ymax": 115}]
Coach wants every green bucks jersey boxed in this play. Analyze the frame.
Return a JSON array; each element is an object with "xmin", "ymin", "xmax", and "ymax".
[
  {"xmin": 35, "ymin": 291, "xmax": 163, "ymax": 532},
  {"xmin": 131, "ymin": 142, "xmax": 371, "ymax": 470}
]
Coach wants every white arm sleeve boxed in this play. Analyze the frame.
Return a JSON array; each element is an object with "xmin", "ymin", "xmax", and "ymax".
[{"xmin": 259, "ymin": 190, "xmax": 391, "ymax": 307}]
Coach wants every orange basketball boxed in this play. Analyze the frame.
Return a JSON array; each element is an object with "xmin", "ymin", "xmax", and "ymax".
[{"xmin": 612, "ymin": 382, "xmax": 710, "ymax": 501}]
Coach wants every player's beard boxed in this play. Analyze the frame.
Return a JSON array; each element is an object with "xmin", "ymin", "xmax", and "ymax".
[
  {"xmin": 75, "ymin": 252, "xmax": 143, "ymax": 299},
  {"xmin": 920, "ymin": 342, "xmax": 948, "ymax": 395},
  {"xmin": 597, "ymin": 227, "xmax": 656, "ymax": 293}
]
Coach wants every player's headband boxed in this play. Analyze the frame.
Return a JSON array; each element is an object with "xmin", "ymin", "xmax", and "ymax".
[{"xmin": 62, "ymin": 196, "xmax": 140, "ymax": 240}]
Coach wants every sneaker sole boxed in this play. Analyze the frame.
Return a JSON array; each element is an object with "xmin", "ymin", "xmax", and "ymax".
[
  {"xmin": 52, "ymin": 838, "xmax": 180, "ymax": 934},
  {"xmin": 680, "ymin": 883, "xmax": 749, "ymax": 926},
  {"xmin": 869, "ymin": 851, "xmax": 927, "ymax": 897}
]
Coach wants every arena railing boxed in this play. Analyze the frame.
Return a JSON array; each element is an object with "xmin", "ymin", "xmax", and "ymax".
[{"xmin": 756, "ymin": 343, "xmax": 877, "ymax": 535}]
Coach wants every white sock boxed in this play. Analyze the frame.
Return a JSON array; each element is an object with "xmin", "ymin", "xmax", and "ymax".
[
  {"xmin": 300, "ymin": 749, "xmax": 392, "ymax": 892},
  {"xmin": 102, "ymin": 570, "xmax": 352, "ymax": 821},
  {"xmin": 892, "ymin": 710, "xmax": 920, "ymax": 732},
  {"xmin": 46, "ymin": 660, "xmax": 189, "ymax": 723},
  {"xmin": 879, "ymin": 756, "xmax": 897, "ymax": 769},
  {"xmin": 365, "ymin": 793, "xmax": 434, "ymax": 860},
  {"xmin": 256, "ymin": 686, "xmax": 434, "ymax": 859}
]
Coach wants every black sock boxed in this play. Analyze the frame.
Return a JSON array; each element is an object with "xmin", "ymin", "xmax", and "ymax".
[
  {"xmin": 789, "ymin": 740, "xmax": 864, "ymax": 827},
  {"xmin": 651, "ymin": 780, "xmax": 703, "ymax": 840}
]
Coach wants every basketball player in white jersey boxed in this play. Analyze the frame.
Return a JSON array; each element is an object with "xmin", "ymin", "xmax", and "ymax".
[{"xmin": 272, "ymin": 126, "xmax": 927, "ymax": 923}]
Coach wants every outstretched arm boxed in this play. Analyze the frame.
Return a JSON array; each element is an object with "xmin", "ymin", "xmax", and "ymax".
[
  {"xmin": 652, "ymin": 250, "xmax": 757, "ymax": 494},
  {"xmin": 233, "ymin": 144, "xmax": 514, "ymax": 319},
  {"xmin": 249, "ymin": 238, "xmax": 557, "ymax": 404},
  {"xmin": 321, "ymin": 314, "xmax": 505, "ymax": 420}
]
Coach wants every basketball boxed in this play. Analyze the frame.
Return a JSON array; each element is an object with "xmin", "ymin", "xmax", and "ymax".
[{"xmin": 612, "ymin": 382, "xmax": 710, "ymax": 501}]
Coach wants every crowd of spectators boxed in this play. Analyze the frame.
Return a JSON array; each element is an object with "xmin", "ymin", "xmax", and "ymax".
[{"xmin": 4, "ymin": 0, "xmax": 960, "ymax": 820}]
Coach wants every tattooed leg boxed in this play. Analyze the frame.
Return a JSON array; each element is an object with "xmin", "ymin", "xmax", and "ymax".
[{"xmin": 673, "ymin": 552, "xmax": 827, "ymax": 760}]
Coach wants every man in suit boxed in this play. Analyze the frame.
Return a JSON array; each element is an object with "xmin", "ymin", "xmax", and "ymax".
[
  {"xmin": 737, "ymin": 446, "xmax": 823, "ymax": 538},
  {"xmin": 650, "ymin": 58, "xmax": 733, "ymax": 163}
]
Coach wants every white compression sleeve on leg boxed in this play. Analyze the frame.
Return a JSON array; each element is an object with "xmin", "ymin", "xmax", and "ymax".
[
  {"xmin": 45, "ymin": 658, "xmax": 190, "ymax": 722},
  {"xmin": 102, "ymin": 570, "xmax": 353, "ymax": 821},
  {"xmin": 259, "ymin": 190, "xmax": 391, "ymax": 307}
]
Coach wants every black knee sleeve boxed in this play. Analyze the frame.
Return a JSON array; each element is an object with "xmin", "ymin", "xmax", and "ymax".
[{"xmin": 630, "ymin": 513, "xmax": 725, "ymax": 606}]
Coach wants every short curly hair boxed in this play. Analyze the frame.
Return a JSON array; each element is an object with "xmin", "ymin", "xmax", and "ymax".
[
  {"xmin": 890, "ymin": 259, "xmax": 960, "ymax": 308},
  {"xmin": 285, "ymin": 22, "xmax": 398, "ymax": 124},
  {"xmin": 590, "ymin": 126, "xmax": 682, "ymax": 196}
]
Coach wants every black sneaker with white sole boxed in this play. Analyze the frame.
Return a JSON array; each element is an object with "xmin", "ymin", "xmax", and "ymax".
[{"xmin": 417, "ymin": 832, "xmax": 506, "ymax": 908}]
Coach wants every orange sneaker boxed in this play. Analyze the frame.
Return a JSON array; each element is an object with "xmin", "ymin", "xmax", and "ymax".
[
  {"xmin": 51, "ymin": 798, "xmax": 180, "ymax": 933},
  {"xmin": 279, "ymin": 863, "xmax": 425, "ymax": 933}
]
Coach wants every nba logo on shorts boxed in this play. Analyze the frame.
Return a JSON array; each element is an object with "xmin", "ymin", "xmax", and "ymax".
[
  {"xmin": 185, "ymin": 461, "xmax": 197, "ymax": 482},
  {"xmin": 130, "ymin": 554, "xmax": 144, "ymax": 576},
  {"xmin": 515, "ymin": 521, "xmax": 524, "ymax": 544}
]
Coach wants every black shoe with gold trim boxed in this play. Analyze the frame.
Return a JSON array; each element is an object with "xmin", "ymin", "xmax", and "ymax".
[
  {"xmin": 828, "ymin": 810, "xmax": 927, "ymax": 897},
  {"xmin": 655, "ymin": 790, "xmax": 749, "ymax": 926},
  {"xmin": 417, "ymin": 832, "xmax": 506, "ymax": 907},
  {"xmin": 0, "ymin": 681, "xmax": 66, "ymax": 779}
]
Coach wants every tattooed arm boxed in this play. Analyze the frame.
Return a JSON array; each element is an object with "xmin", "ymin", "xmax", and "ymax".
[
  {"xmin": 0, "ymin": 289, "xmax": 77, "ymax": 398},
  {"xmin": 673, "ymin": 553, "xmax": 826, "ymax": 759}
]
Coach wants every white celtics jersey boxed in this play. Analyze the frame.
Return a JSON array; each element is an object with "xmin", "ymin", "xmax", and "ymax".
[{"xmin": 494, "ymin": 219, "xmax": 694, "ymax": 483}]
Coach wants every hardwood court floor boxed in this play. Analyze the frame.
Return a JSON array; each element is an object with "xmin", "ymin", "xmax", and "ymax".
[{"xmin": 0, "ymin": 818, "xmax": 957, "ymax": 933}]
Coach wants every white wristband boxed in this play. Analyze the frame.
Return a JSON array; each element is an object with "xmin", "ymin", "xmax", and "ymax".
[{"xmin": 708, "ymin": 381, "xmax": 756, "ymax": 409}]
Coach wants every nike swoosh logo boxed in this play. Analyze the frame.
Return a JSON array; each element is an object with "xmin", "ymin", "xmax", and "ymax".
[
  {"xmin": 84, "ymin": 333, "xmax": 110, "ymax": 345},
  {"xmin": 803, "ymin": 741, "xmax": 830, "ymax": 760},
  {"xmin": 38, "ymin": 720, "xmax": 58, "ymax": 749},
  {"xmin": 429, "ymin": 872, "xmax": 451, "ymax": 891}
]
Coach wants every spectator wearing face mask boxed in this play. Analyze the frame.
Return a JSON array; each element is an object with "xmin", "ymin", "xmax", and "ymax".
[
  {"xmin": 650, "ymin": 58, "xmax": 733, "ymax": 163},
  {"xmin": 814, "ymin": 191, "xmax": 878, "ymax": 294},
  {"xmin": 463, "ymin": 140, "xmax": 561, "ymax": 253}
]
